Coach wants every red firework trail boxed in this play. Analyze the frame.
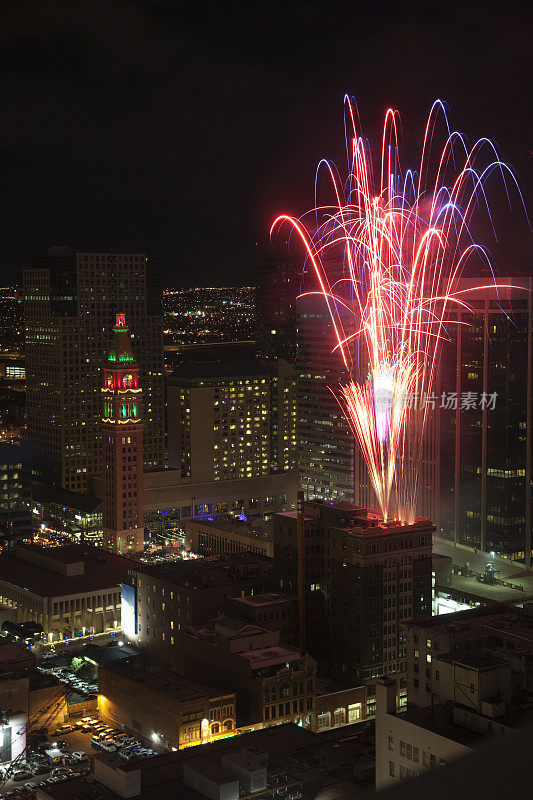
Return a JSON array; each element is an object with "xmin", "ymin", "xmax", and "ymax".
[{"xmin": 272, "ymin": 98, "xmax": 526, "ymax": 522}]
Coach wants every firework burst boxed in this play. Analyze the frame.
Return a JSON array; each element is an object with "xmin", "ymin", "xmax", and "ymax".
[{"xmin": 272, "ymin": 98, "xmax": 525, "ymax": 523}]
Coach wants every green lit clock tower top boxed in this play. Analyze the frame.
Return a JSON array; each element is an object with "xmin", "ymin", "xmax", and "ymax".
[{"xmin": 102, "ymin": 313, "xmax": 142, "ymax": 424}]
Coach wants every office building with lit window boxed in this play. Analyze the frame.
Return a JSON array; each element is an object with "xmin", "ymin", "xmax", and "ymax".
[
  {"xmin": 376, "ymin": 604, "xmax": 533, "ymax": 790},
  {"xmin": 274, "ymin": 500, "xmax": 433, "ymax": 709},
  {"xmin": 124, "ymin": 553, "xmax": 278, "ymax": 666},
  {"xmin": 296, "ymin": 294, "xmax": 355, "ymax": 503},
  {"xmin": 0, "ymin": 544, "xmax": 136, "ymax": 642},
  {"xmin": 429, "ymin": 275, "xmax": 533, "ymax": 564},
  {"xmin": 255, "ymin": 246, "xmax": 299, "ymax": 364},
  {"xmin": 167, "ymin": 358, "xmax": 297, "ymax": 484},
  {"xmin": 23, "ymin": 248, "xmax": 164, "ymax": 494},
  {"xmin": 0, "ymin": 442, "xmax": 32, "ymax": 550}
]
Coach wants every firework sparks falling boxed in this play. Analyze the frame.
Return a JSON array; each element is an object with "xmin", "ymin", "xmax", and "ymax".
[{"xmin": 272, "ymin": 98, "xmax": 525, "ymax": 523}]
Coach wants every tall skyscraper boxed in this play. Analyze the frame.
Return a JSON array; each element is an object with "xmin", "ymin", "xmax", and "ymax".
[
  {"xmin": 0, "ymin": 442, "xmax": 32, "ymax": 550},
  {"xmin": 274, "ymin": 499, "xmax": 433, "ymax": 703},
  {"xmin": 297, "ymin": 294, "xmax": 355, "ymax": 503},
  {"xmin": 167, "ymin": 358, "xmax": 298, "ymax": 483},
  {"xmin": 431, "ymin": 275, "xmax": 533, "ymax": 564},
  {"xmin": 24, "ymin": 248, "xmax": 164, "ymax": 493},
  {"xmin": 255, "ymin": 245, "xmax": 299, "ymax": 363},
  {"xmin": 101, "ymin": 313, "xmax": 144, "ymax": 554}
]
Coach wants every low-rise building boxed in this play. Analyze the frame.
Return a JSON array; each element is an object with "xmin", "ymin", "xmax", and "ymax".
[
  {"xmin": 376, "ymin": 604, "xmax": 533, "ymax": 790},
  {"xmin": 0, "ymin": 544, "xmax": 137, "ymax": 642},
  {"xmin": 403, "ymin": 603, "xmax": 533, "ymax": 707},
  {"xmin": 142, "ymin": 467, "xmax": 298, "ymax": 530},
  {"xmin": 375, "ymin": 678, "xmax": 482, "ymax": 791},
  {"xmin": 98, "ymin": 659, "xmax": 236, "ymax": 749},
  {"xmin": 312, "ymin": 678, "xmax": 367, "ymax": 732},
  {"xmin": 175, "ymin": 618, "xmax": 316, "ymax": 729}
]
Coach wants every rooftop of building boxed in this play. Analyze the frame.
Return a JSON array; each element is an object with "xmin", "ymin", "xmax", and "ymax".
[
  {"xmin": 228, "ymin": 591, "xmax": 295, "ymax": 608},
  {"xmin": 190, "ymin": 618, "xmax": 305, "ymax": 670},
  {"xmin": 101, "ymin": 658, "xmax": 233, "ymax": 701},
  {"xmin": 0, "ymin": 637, "xmax": 35, "ymax": 672},
  {"xmin": 277, "ymin": 500, "xmax": 434, "ymax": 535},
  {"xmin": 186, "ymin": 516, "xmax": 271, "ymax": 541},
  {"xmin": 405, "ymin": 604, "xmax": 533, "ymax": 654},
  {"xmin": 170, "ymin": 358, "xmax": 273, "ymax": 380},
  {"xmin": 134, "ymin": 551, "xmax": 274, "ymax": 588},
  {"xmin": 436, "ymin": 652, "xmax": 511, "ymax": 671},
  {"xmin": 0, "ymin": 544, "xmax": 137, "ymax": 597},
  {"xmin": 184, "ymin": 756, "xmax": 236, "ymax": 784},
  {"xmin": 399, "ymin": 703, "xmax": 485, "ymax": 748},
  {"xmin": 221, "ymin": 750, "xmax": 264, "ymax": 771},
  {"xmin": 32, "ymin": 481, "xmax": 102, "ymax": 513},
  {"xmin": 92, "ymin": 722, "xmax": 317, "ymax": 774}
]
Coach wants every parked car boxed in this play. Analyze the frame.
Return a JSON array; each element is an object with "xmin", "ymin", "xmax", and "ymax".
[
  {"xmin": 53, "ymin": 724, "xmax": 74, "ymax": 735},
  {"xmin": 30, "ymin": 763, "xmax": 49, "ymax": 775},
  {"xmin": 71, "ymin": 752, "xmax": 87, "ymax": 761},
  {"xmin": 12, "ymin": 770, "xmax": 33, "ymax": 781},
  {"xmin": 51, "ymin": 767, "xmax": 71, "ymax": 777},
  {"xmin": 99, "ymin": 740, "xmax": 117, "ymax": 752}
]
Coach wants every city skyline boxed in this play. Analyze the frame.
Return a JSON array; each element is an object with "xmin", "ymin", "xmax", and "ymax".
[{"xmin": 0, "ymin": 2, "xmax": 531, "ymax": 797}]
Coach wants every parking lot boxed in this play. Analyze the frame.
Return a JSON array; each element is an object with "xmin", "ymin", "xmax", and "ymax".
[{"xmin": 0, "ymin": 713, "xmax": 159, "ymax": 799}]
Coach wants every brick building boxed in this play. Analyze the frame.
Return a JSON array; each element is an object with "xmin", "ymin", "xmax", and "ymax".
[
  {"xmin": 176, "ymin": 618, "xmax": 316, "ymax": 729},
  {"xmin": 98, "ymin": 659, "xmax": 236, "ymax": 750},
  {"xmin": 125, "ymin": 552, "xmax": 278, "ymax": 667},
  {"xmin": 274, "ymin": 500, "xmax": 433, "ymax": 700}
]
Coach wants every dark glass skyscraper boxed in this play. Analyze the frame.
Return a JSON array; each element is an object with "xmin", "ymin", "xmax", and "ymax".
[
  {"xmin": 24, "ymin": 248, "xmax": 164, "ymax": 493},
  {"xmin": 433, "ymin": 276, "xmax": 533, "ymax": 564},
  {"xmin": 296, "ymin": 293, "xmax": 355, "ymax": 503}
]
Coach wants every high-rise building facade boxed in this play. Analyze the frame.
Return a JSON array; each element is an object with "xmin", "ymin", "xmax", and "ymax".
[
  {"xmin": 0, "ymin": 442, "xmax": 32, "ymax": 550},
  {"xmin": 167, "ymin": 359, "xmax": 297, "ymax": 483},
  {"xmin": 297, "ymin": 295, "xmax": 355, "ymax": 503},
  {"xmin": 255, "ymin": 246, "xmax": 299, "ymax": 363},
  {"xmin": 101, "ymin": 313, "xmax": 144, "ymax": 554},
  {"xmin": 274, "ymin": 500, "xmax": 433, "ymax": 697},
  {"xmin": 24, "ymin": 248, "xmax": 164, "ymax": 493},
  {"xmin": 430, "ymin": 276, "xmax": 533, "ymax": 564},
  {"xmin": 296, "ymin": 274, "xmax": 533, "ymax": 564}
]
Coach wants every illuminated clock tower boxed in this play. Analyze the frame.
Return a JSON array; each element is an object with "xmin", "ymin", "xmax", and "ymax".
[{"xmin": 101, "ymin": 313, "xmax": 144, "ymax": 554}]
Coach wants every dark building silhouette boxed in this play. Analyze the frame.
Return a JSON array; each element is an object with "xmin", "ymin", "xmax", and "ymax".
[
  {"xmin": 23, "ymin": 248, "xmax": 164, "ymax": 493},
  {"xmin": 0, "ymin": 442, "xmax": 32, "ymax": 550},
  {"xmin": 255, "ymin": 245, "xmax": 299, "ymax": 364},
  {"xmin": 431, "ymin": 276, "xmax": 533, "ymax": 564},
  {"xmin": 273, "ymin": 500, "xmax": 433, "ymax": 704}
]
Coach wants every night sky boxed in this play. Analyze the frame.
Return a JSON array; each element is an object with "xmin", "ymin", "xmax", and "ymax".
[{"xmin": 1, "ymin": 0, "xmax": 531, "ymax": 285}]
